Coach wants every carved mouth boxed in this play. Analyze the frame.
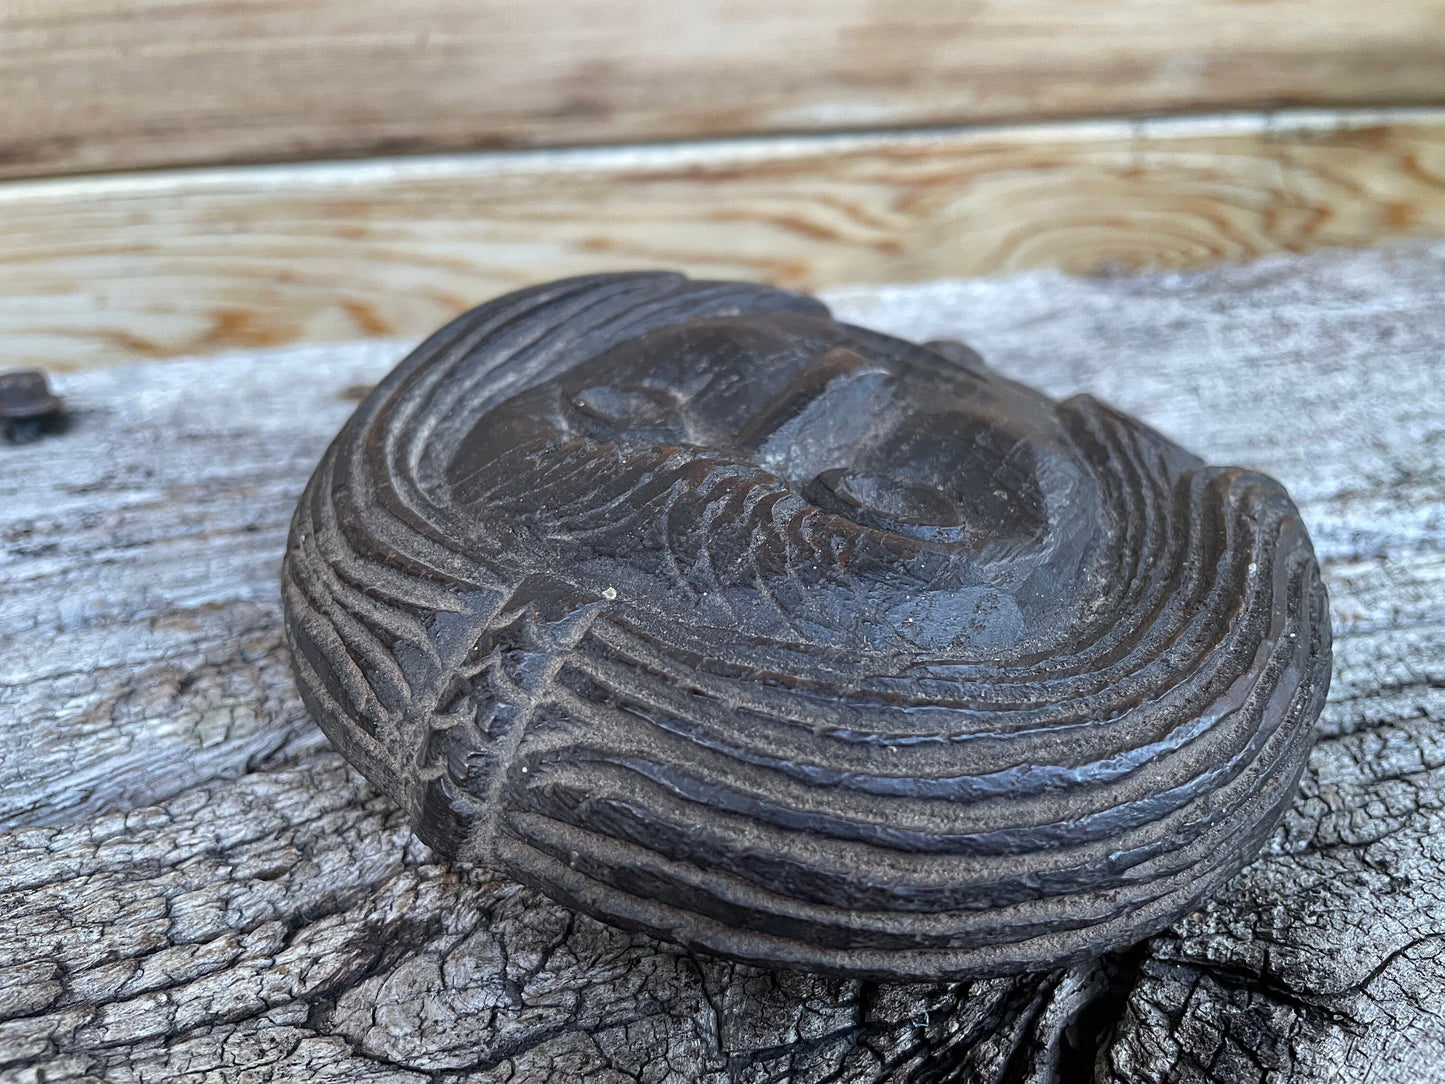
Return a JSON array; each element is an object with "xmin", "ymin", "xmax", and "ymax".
[{"xmin": 803, "ymin": 468, "xmax": 970, "ymax": 543}]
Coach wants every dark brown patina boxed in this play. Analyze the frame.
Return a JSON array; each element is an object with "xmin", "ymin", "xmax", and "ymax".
[{"xmin": 282, "ymin": 272, "xmax": 1331, "ymax": 980}]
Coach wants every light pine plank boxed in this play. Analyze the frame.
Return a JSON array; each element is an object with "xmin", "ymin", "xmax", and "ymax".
[
  {"xmin": 3, "ymin": 111, "xmax": 1445, "ymax": 371},
  {"xmin": 2, "ymin": 0, "xmax": 1445, "ymax": 179}
]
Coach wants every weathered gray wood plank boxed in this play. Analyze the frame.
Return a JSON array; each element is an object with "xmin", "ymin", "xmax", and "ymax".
[{"xmin": 2, "ymin": 243, "xmax": 1443, "ymax": 1081}]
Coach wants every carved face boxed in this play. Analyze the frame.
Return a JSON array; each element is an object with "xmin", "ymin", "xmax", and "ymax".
[
  {"xmin": 559, "ymin": 317, "xmax": 1057, "ymax": 546},
  {"xmin": 446, "ymin": 313, "xmax": 1106, "ymax": 657},
  {"xmin": 285, "ymin": 273, "xmax": 1331, "ymax": 981}
]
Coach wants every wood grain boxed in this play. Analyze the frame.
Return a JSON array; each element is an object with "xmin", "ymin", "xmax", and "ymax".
[
  {"xmin": 2, "ymin": 245, "xmax": 1442, "ymax": 1080},
  {"xmin": 4, "ymin": 0, "xmax": 1445, "ymax": 179},
  {"xmin": 3, "ymin": 110, "xmax": 1445, "ymax": 372}
]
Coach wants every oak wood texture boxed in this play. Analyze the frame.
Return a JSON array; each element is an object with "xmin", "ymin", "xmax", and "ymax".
[
  {"xmin": 4, "ymin": 1, "xmax": 1445, "ymax": 179},
  {"xmin": 2, "ymin": 244, "xmax": 1442, "ymax": 1080},
  {"xmin": 4, "ymin": 110, "xmax": 1445, "ymax": 373}
]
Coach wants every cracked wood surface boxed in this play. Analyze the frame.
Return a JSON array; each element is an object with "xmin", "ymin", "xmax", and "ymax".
[{"xmin": 2, "ymin": 243, "xmax": 1443, "ymax": 1081}]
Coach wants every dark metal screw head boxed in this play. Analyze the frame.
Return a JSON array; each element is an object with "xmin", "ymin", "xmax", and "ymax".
[
  {"xmin": 0, "ymin": 370, "xmax": 63, "ymax": 420},
  {"xmin": 0, "ymin": 369, "xmax": 66, "ymax": 445}
]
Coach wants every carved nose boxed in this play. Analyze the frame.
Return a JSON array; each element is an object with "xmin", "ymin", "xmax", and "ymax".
[{"xmin": 734, "ymin": 347, "xmax": 891, "ymax": 450}]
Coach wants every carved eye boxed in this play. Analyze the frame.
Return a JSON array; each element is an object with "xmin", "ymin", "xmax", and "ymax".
[
  {"xmin": 805, "ymin": 468, "xmax": 967, "ymax": 542},
  {"xmin": 571, "ymin": 385, "xmax": 676, "ymax": 426}
]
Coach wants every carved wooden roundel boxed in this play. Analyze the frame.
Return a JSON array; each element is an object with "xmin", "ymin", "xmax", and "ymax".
[{"xmin": 282, "ymin": 272, "xmax": 1332, "ymax": 980}]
